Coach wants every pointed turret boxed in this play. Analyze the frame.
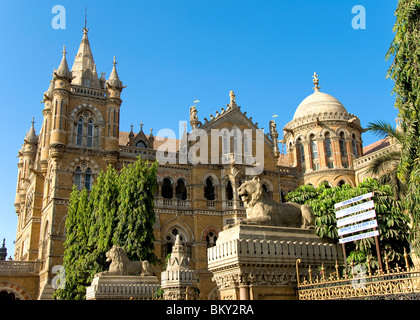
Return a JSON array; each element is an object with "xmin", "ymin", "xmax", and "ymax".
[
  {"xmin": 54, "ymin": 46, "xmax": 72, "ymax": 81},
  {"xmin": 24, "ymin": 117, "xmax": 38, "ymax": 145},
  {"xmin": 70, "ymin": 27, "xmax": 101, "ymax": 88},
  {"xmin": 107, "ymin": 56, "xmax": 123, "ymax": 89}
]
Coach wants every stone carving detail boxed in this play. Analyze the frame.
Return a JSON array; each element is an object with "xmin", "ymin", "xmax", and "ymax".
[
  {"xmin": 96, "ymin": 245, "xmax": 153, "ymax": 276},
  {"xmin": 234, "ymin": 176, "xmax": 315, "ymax": 228},
  {"xmin": 212, "ymin": 268, "xmax": 296, "ymax": 289}
]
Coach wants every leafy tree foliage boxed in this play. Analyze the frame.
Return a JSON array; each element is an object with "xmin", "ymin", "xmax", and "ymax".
[
  {"xmin": 286, "ymin": 179, "xmax": 410, "ymax": 270},
  {"xmin": 387, "ymin": 0, "xmax": 420, "ymax": 254},
  {"xmin": 54, "ymin": 157, "xmax": 158, "ymax": 300}
]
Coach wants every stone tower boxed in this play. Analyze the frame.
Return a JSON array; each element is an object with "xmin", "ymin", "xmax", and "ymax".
[{"xmin": 13, "ymin": 26, "xmax": 124, "ymax": 299}]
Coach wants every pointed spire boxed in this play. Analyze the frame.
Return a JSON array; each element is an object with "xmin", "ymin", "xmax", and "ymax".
[
  {"xmin": 43, "ymin": 78, "xmax": 55, "ymax": 101},
  {"xmin": 71, "ymin": 26, "xmax": 100, "ymax": 88},
  {"xmin": 55, "ymin": 45, "xmax": 72, "ymax": 80},
  {"xmin": 107, "ymin": 56, "xmax": 123, "ymax": 89}
]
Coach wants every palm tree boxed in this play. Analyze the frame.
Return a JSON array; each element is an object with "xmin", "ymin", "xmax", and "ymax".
[{"xmin": 365, "ymin": 120, "xmax": 406, "ymax": 200}]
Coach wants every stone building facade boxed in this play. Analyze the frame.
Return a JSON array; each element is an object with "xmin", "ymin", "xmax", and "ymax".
[{"xmin": 2, "ymin": 29, "xmax": 396, "ymax": 300}]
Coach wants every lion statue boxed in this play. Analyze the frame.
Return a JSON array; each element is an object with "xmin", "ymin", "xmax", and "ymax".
[
  {"xmin": 96, "ymin": 245, "xmax": 154, "ymax": 277},
  {"xmin": 233, "ymin": 176, "xmax": 315, "ymax": 229}
]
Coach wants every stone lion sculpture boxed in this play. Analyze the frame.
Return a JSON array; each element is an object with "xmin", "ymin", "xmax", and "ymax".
[
  {"xmin": 97, "ymin": 245, "xmax": 154, "ymax": 277},
  {"xmin": 234, "ymin": 176, "xmax": 315, "ymax": 229}
]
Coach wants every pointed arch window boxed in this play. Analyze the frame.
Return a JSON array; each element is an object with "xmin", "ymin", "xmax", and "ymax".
[
  {"xmin": 74, "ymin": 166, "xmax": 94, "ymax": 191},
  {"xmin": 87, "ymin": 119, "xmax": 94, "ymax": 147},
  {"xmin": 310, "ymin": 135, "xmax": 318, "ymax": 159},
  {"xmin": 325, "ymin": 132, "xmax": 332, "ymax": 157},
  {"xmin": 161, "ymin": 178, "xmax": 173, "ymax": 199},
  {"xmin": 74, "ymin": 111, "xmax": 99, "ymax": 148},
  {"xmin": 339, "ymin": 132, "xmax": 346, "ymax": 157},
  {"xmin": 175, "ymin": 179, "xmax": 187, "ymax": 200},
  {"xmin": 225, "ymin": 180, "xmax": 233, "ymax": 201},
  {"xmin": 204, "ymin": 177, "xmax": 215, "ymax": 200},
  {"xmin": 76, "ymin": 118, "xmax": 83, "ymax": 146},
  {"xmin": 352, "ymin": 134, "xmax": 359, "ymax": 158}
]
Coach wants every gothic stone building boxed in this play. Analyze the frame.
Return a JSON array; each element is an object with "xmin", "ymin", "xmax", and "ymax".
[{"xmin": 4, "ymin": 29, "xmax": 396, "ymax": 300}]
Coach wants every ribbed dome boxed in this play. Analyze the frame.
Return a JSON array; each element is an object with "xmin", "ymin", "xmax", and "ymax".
[{"xmin": 293, "ymin": 90, "xmax": 347, "ymax": 120}]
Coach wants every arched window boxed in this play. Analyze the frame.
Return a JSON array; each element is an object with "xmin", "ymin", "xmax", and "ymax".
[
  {"xmin": 225, "ymin": 180, "xmax": 233, "ymax": 201},
  {"xmin": 204, "ymin": 177, "xmax": 215, "ymax": 200},
  {"xmin": 352, "ymin": 134, "xmax": 359, "ymax": 158},
  {"xmin": 73, "ymin": 165, "xmax": 94, "ymax": 191},
  {"xmin": 297, "ymin": 138, "xmax": 305, "ymax": 172},
  {"xmin": 76, "ymin": 118, "xmax": 83, "ymax": 146},
  {"xmin": 74, "ymin": 167, "xmax": 82, "ymax": 189},
  {"xmin": 74, "ymin": 111, "xmax": 98, "ymax": 148},
  {"xmin": 175, "ymin": 179, "xmax": 187, "ymax": 200},
  {"xmin": 161, "ymin": 178, "xmax": 173, "ymax": 199},
  {"xmin": 325, "ymin": 132, "xmax": 332, "ymax": 157},
  {"xmin": 310, "ymin": 135, "xmax": 318, "ymax": 159},
  {"xmin": 87, "ymin": 119, "xmax": 94, "ymax": 147},
  {"xmin": 339, "ymin": 132, "xmax": 346, "ymax": 157},
  {"xmin": 136, "ymin": 141, "xmax": 147, "ymax": 148},
  {"xmin": 206, "ymin": 231, "xmax": 218, "ymax": 248},
  {"xmin": 84, "ymin": 168, "xmax": 92, "ymax": 190},
  {"xmin": 337, "ymin": 180, "xmax": 346, "ymax": 187}
]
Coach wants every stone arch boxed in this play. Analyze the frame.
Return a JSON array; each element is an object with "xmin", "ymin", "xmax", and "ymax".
[
  {"xmin": 200, "ymin": 225, "xmax": 221, "ymax": 242},
  {"xmin": 202, "ymin": 172, "xmax": 219, "ymax": 186},
  {"xmin": 334, "ymin": 175, "xmax": 354, "ymax": 187},
  {"xmin": 67, "ymin": 157, "xmax": 101, "ymax": 174},
  {"xmin": 69, "ymin": 103, "xmax": 105, "ymax": 123},
  {"xmin": 0, "ymin": 281, "xmax": 32, "ymax": 300}
]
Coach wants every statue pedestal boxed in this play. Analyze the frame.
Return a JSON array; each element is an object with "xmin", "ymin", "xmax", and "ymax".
[
  {"xmin": 86, "ymin": 275, "xmax": 160, "ymax": 300},
  {"xmin": 207, "ymin": 224, "xmax": 343, "ymax": 300}
]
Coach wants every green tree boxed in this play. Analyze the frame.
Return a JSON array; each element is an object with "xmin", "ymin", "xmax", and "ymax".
[
  {"xmin": 286, "ymin": 179, "xmax": 410, "ymax": 270},
  {"xmin": 54, "ymin": 187, "xmax": 92, "ymax": 300},
  {"xmin": 55, "ymin": 157, "xmax": 158, "ymax": 299},
  {"xmin": 365, "ymin": 120, "xmax": 405, "ymax": 200},
  {"xmin": 113, "ymin": 159, "xmax": 158, "ymax": 264},
  {"xmin": 386, "ymin": 0, "xmax": 420, "ymax": 256}
]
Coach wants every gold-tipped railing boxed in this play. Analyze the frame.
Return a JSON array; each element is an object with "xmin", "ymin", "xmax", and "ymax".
[{"xmin": 296, "ymin": 248, "xmax": 420, "ymax": 300}]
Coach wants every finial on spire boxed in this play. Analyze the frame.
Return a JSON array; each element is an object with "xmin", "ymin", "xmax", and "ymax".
[
  {"xmin": 140, "ymin": 122, "xmax": 144, "ymax": 131},
  {"xmin": 113, "ymin": 56, "xmax": 117, "ymax": 66},
  {"xmin": 313, "ymin": 72, "xmax": 320, "ymax": 92},
  {"xmin": 83, "ymin": 5, "xmax": 89, "ymax": 35},
  {"xmin": 62, "ymin": 45, "xmax": 67, "ymax": 56}
]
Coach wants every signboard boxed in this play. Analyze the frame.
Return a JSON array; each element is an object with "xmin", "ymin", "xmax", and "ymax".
[
  {"xmin": 334, "ymin": 192, "xmax": 383, "ymax": 271},
  {"xmin": 338, "ymin": 219, "xmax": 378, "ymax": 237},
  {"xmin": 336, "ymin": 209, "xmax": 376, "ymax": 227},
  {"xmin": 339, "ymin": 230, "xmax": 379, "ymax": 244}
]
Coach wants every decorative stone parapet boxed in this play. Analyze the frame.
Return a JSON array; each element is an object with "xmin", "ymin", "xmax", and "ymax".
[
  {"xmin": 86, "ymin": 275, "xmax": 159, "ymax": 300},
  {"xmin": 207, "ymin": 224, "xmax": 343, "ymax": 300}
]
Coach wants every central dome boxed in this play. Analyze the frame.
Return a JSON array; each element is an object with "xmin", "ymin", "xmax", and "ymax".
[{"xmin": 293, "ymin": 90, "xmax": 348, "ymax": 120}]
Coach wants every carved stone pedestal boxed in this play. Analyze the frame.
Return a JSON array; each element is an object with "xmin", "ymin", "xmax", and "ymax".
[
  {"xmin": 207, "ymin": 224, "xmax": 344, "ymax": 300},
  {"xmin": 86, "ymin": 275, "xmax": 160, "ymax": 300}
]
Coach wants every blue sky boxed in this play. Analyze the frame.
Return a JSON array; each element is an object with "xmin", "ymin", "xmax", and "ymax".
[{"xmin": 0, "ymin": 1, "xmax": 399, "ymax": 256}]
